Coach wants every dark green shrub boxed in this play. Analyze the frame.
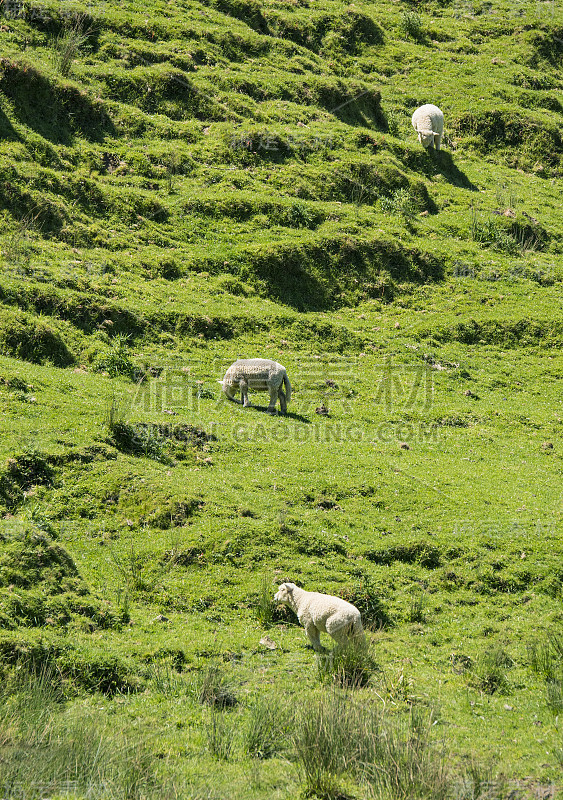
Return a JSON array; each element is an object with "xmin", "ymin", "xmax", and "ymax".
[{"xmin": 400, "ymin": 10, "xmax": 424, "ymax": 41}]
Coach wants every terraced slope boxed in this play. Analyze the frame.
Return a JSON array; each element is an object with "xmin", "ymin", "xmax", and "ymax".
[{"xmin": 0, "ymin": 0, "xmax": 562, "ymax": 797}]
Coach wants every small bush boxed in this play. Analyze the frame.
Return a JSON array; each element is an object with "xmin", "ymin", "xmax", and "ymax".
[
  {"xmin": 95, "ymin": 334, "xmax": 137, "ymax": 379},
  {"xmin": 54, "ymin": 17, "xmax": 90, "ymax": 77},
  {"xmin": 400, "ymin": 10, "xmax": 424, "ymax": 41}
]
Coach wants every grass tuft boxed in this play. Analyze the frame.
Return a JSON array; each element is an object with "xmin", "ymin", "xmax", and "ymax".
[
  {"xmin": 317, "ymin": 639, "xmax": 378, "ymax": 689},
  {"xmin": 191, "ymin": 665, "xmax": 238, "ymax": 709}
]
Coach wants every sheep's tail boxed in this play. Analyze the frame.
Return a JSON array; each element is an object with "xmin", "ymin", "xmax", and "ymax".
[{"xmin": 283, "ymin": 371, "xmax": 292, "ymax": 404}]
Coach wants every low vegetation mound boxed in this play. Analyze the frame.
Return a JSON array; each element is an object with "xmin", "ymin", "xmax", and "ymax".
[{"xmin": 0, "ymin": 524, "xmax": 124, "ymax": 631}]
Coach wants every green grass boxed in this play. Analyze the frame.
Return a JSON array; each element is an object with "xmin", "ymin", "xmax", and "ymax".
[{"xmin": 0, "ymin": 0, "xmax": 563, "ymax": 795}]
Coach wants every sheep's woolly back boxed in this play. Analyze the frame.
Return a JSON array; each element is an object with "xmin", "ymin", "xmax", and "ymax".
[
  {"xmin": 222, "ymin": 358, "xmax": 288, "ymax": 387},
  {"xmin": 411, "ymin": 104, "xmax": 444, "ymax": 137}
]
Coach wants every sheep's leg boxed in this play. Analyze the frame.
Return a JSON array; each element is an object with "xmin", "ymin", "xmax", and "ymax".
[
  {"xmin": 240, "ymin": 380, "xmax": 251, "ymax": 407},
  {"xmin": 435, "ymin": 133, "xmax": 442, "ymax": 151},
  {"xmin": 304, "ymin": 623, "xmax": 325, "ymax": 652},
  {"xmin": 278, "ymin": 388, "xmax": 287, "ymax": 414},
  {"xmin": 267, "ymin": 385, "xmax": 278, "ymax": 414},
  {"xmin": 330, "ymin": 626, "xmax": 351, "ymax": 648}
]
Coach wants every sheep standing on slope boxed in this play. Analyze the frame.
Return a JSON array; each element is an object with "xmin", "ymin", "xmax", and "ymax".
[
  {"xmin": 412, "ymin": 104, "xmax": 444, "ymax": 150},
  {"xmin": 274, "ymin": 582, "xmax": 365, "ymax": 652},
  {"xmin": 220, "ymin": 358, "xmax": 292, "ymax": 414}
]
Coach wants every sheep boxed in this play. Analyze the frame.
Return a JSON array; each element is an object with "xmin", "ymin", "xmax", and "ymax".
[
  {"xmin": 220, "ymin": 358, "xmax": 292, "ymax": 414},
  {"xmin": 411, "ymin": 104, "xmax": 444, "ymax": 150},
  {"xmin": 274, "ymin": 582, "xmax": 365, "ymax": 652}
]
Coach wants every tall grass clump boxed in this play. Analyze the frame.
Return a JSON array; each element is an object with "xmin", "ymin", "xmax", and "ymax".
[
  {"xmin": 380, "ymin": 188, "xmax": 417, "ymax": 222},
  {"xmin": 189, "ymin": 664, "xmax": 238, "ymax": 709},
  {"xmin": 408, "ymin": 587, "xmax": 427, "ymax": 623},
  {"xmin": 361, "ymin": 705, "xmax": 449, "ymax": 800},
  {"xmin": 470, "ymin": 647, "xmax": 514, "ymax": 695},
  {"xmin": 0, "ymin": 666, "xmax": 166, "ymax": 799},
  {"xmin": 291, "ymin": 692, "xmax": 449, "ymax": 799},
  {"xmin": 470, "ymin": 210, "xmax": 541, "ymax": 255},
  {"xmin": 96, "ymin": 334, "xmax": 137, "ymax": 379},
  {"xmin": 291, "ymin": 690, "xmax": 370, "ymax": 798},
  {"xmin": 205, "ymin": 710, "xmax": 237, "ymax": 761},
  {"xmin": 54, "ymin": 17, "xmax": 90, "ymax": 77},
  {"xmin": 255, "ymin": 573, "xmax": 275, "ymax": 628},
  {"xmin": 1, "ymin": 212, "xmax": 39, "ymax": 272},
  {"xmin": 244, "ymin": 695, "xmax": 290, "ymax": 759},
  {"xmin": 529, "ymin": 630, "xmax": 563, "ymax": 714},
  {"xmin": 317, "ymin": 639, "xmax": 378, "ymax": 689}
]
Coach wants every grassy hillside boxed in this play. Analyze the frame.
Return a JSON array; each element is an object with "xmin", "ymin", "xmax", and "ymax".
[{"xmin": 1, "ymin": 0, "xmax": 562, "ymax": 796}]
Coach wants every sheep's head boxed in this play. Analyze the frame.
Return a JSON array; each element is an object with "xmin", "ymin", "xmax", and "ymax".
[
  {"xmin": 274, "ymin": 582, "xmax": 296, "ymax": 604},
  {"xmin": 417, "ymin": 128, "xmax": 437, "ymax": 148}
]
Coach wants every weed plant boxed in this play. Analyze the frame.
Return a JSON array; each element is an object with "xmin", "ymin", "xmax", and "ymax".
[
  {"xmin": 529, "ymin": 631, "xmax": 563, "ymax": 714},
  {"xmin": 95, "ymin": 335, "xmax": 137, "ymax": 379},
  {"xmin": 400, "ymin": 10, "xmax": 424, "ymax": 41},
  {"xmin": 380, "ymin": 188, "xmax": 417, "ymax": 221},
  {"xmin": 408, "ymin": 587, "xmax": 427, "ymax": 624}
]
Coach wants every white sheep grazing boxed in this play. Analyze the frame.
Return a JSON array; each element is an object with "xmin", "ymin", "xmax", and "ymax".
[
  {"xmin": 274, "ymin": 582, "xmax": 365, "ymax": 652},
  {"xmin": 220, "ymin": 358, "xmax": 292, "ymax": 414},
  {"xmin": 411, "ymin": 104, "xmax": 444, "ymax": 150}
]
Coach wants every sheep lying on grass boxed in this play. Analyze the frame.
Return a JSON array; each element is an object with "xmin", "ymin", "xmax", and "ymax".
[
  {"xmin": 412, "ymin": 104, "xmax": 444, "ymax": 150},
  {"xmin": 220, "ymin": 358, "xmax": 292, "ymax": 414},
  {"xmin": 274, "ymin": 582, "xmax": 365, "ymax": 652}
]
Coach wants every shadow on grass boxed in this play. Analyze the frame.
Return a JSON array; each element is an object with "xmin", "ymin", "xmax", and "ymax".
[
  {"xmin": 245, "ymin": 404, "xmax": 311, "ymax": 423},
  {"xmin": 0, "ymin": 58, "xmax": 114, "ymax": 144},
  {"xmin": 433, "ymin": 150, "xmax": 478, "ymax": 190},
  {"xmin": 0, "ymin": 105, "xmax": 19, "ymax": 141}
]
